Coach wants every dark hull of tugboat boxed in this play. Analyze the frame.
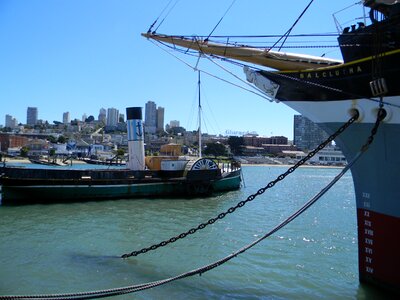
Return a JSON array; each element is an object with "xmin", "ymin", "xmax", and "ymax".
[
  {"xmin": 245, "ymin": 51, "xmax": 400, "ymax": 292},
  {"xmin": 0, "ymin": 167, "xmax": 241, "ymax": 204}
]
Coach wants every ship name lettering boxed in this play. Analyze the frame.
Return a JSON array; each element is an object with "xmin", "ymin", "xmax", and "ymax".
[
  {"xmin": 365, "ymin": 238, "xmax": 373, "ymax": 245},
  {"xmin": 365, "ymin": 247, "xmax": 373, "ymax": 254},
  {"xmin": 366, "ymin": 267, "xmax": 374, "ymax": 273},
  {"xmin": 364, "ymin": 229, "xmax": 374, "ymax": 236},
  {"xmin": 299, "ymin": 65, "xmax": 362, "ymax": 80}
]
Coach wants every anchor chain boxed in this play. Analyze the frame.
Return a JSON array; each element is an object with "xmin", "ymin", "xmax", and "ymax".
[
  {"xmin": 361, "ymin": 101, "xmax": 386, "ymax": 152},
  {"xmin": 121, "ymin": 111, "xmax": 360, "ymax": 258}
]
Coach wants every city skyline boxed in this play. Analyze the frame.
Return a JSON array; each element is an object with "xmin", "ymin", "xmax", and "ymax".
[{"xmin": 2, "ymin": 102, "xmax": 284, "ymax": 137}]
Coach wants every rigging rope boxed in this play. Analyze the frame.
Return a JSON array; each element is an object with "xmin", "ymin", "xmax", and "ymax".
[
  {"xmin": 1, "ymin": 107, "xmax": 388, "ymax": 300},
  {"xmin": 148, "ymin": 38, "xmax": 273, "ymax": 101},
  {"xmin": 205, "ymin": 0, "xmax": 237, "ymax": 41},
  {"xmin": 153, "ymin": 0, "xmax": 181, "ymax": 33},
  {"xmin": 271, "ymin": 0, "xmax": 315, "ymax": 52},
  {"xmin": 147, "ymin": 0, "xmax": 180, "ymax": 33}
]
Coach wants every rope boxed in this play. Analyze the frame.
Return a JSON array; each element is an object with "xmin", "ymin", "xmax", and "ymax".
[
  {"xmin": 148, "ymin": 39, "xmax": 273, "ymax": 101},
  {"xmin": 270, "ymin": 0, "xmax": 315, "ymax": 52},
  {"xmin": 205, "ymin": 0, "xmax": 237, "ymax": 41},
  {"xmin": 147, "ymin": 0, "xmax": 180, "ymax": 34},
  {"xmin": 153, "ymin": 0, "xmax": 181, "ymax": 33}
]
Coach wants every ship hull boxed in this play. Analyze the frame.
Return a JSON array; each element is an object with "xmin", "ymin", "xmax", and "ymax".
[
  {"xmin": 0, "ymin": 168, "xmax": 242, "ymax": 204},
  {"xmin": 244, "ymin": 63, "xmax": 400, "ymax": 291},
  {"xmin": 284, "ymin": 99, "xmax": 400, "ymax": 292},
  {"xmin": 282, "ymin": 95, "xmax": 400, "ymax": 292},
  {"xmin": 320, "ymin": 121, "xmax": 400, "ymax": 293}
]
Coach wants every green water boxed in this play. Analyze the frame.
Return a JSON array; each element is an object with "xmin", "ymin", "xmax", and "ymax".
[{"xmin": 0, "ymin": 166, "xmax": 391, "ymax": 299}]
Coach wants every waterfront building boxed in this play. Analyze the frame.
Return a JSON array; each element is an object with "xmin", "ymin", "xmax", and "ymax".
[
  {"xmin": 293, "ymin": 115, "xmax": 330, "ymax": 151},
  {"xmin": 243, "ymin": 135, "xmax": 288, "ymax": 147},
  {"xmin": 106, "ymin": 108, "xmax": 119, "ymax": 127},
  {"xmin": 63, "ymin": 112, "xmax": 70, "ymax": 124},
  {"xmin": 0, "ymin": 133, "xmax": 29, "ymax": 152},
  {"xmin": 296, "ymin": 146, "xmax": 347, "ymax": 166},
  {"xmin": 26, "ymin": 107, "xmax": 38, "ymax": 126}
]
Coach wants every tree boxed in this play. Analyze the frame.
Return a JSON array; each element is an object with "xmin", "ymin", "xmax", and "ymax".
[
  {"xmin": 47, "ymin": 135, "xmax": 57, "ymax": 143},
  {"xmin": 227, "ymin": 136, "xmax": 244, "ymax": 155},
  {"xmin": 20, "ymin": 147, "xmax": 29, "ymax": 157},
  {"xmin": 48, "ymin": 148, "xmax": 56, "ymax": 157},
  {"xmin": 57, "ymin": 135, "xmax": 67, "ymax": 143},
  {"xmin": 203, "ymin": 142, "xmax": 227, "ymax": 157},
  {"xmin": 116, "ymin": 148, "xmax": 125, "ymax": 158}
]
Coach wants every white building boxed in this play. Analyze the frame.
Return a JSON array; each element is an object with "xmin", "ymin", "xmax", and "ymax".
[
  {"xmin": 107, "ymin": 108, "xmax": 119, "ymax": 126},
  {"xmin": 63, "ymin": 112, "xmax": 70, "ymax": 124},
  {"xmin": 5, "ymin": 114, "xmax": 18, "ymax": 128}
]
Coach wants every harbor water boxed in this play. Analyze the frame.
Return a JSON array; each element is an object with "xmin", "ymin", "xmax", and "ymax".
[{"xmin": 0, "ymin": 165, "xmax": 391, "ymax": 299}]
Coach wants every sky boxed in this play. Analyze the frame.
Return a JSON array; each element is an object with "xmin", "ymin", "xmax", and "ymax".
[{"xmin": 0, "ymin": 0, "xmax": 363, "ymax": 139}]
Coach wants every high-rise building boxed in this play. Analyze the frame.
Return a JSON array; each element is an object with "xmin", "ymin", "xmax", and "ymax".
[
  {"xmin": 98, "ymin": 108, "xmax": 107, "ymax": 124},
  {"xmin": 145, "ymin": 101, "xmax": 157, "ymax": 134},
  {"xmin": 169, "ymin": 120, "xmax": 180, "ymax": 128},
  {"xmin": 293, "ymin": 115, "xmax": 330, "ymax": 151},
  {"xmin": 62, "ymin": 112, "xmax": 70, "ymax": 124},
  {"xmin": 5, "ymin": 114, "xmax": 18, "ymax": 128},
  {"xmin": 157, "ymin": 106, "xmax": 164, "ymax": 132},
  {"xmin": 106, "ymin": 108, "xmax": 119, "ymax": 126},
  {"xmin": 26, "ymin": 107, "xmax": 38, "ymax": 126}
]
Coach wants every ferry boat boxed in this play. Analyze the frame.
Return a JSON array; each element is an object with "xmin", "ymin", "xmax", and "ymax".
[
  {"xmin": 142, "ymin": 0, "xmax": 400, "ymax": 293},
  {"xmin": 0, "ymin": 107, "xmax": 242, "ymax": 203}
]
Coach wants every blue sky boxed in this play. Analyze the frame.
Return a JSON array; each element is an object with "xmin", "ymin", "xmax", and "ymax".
[{"xmin": 0, "ymin": 0, "xmax": 362, "ymax": 139}]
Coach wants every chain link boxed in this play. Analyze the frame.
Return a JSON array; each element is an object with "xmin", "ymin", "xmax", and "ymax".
[{"xmin": 121, "ymin": 111, "xmax": 360, "ymax": 258}]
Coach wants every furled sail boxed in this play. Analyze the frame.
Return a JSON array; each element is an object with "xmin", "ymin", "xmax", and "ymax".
[{"xmin": 142, "ymin": 32, "xmax": 343, "ymax": 71}]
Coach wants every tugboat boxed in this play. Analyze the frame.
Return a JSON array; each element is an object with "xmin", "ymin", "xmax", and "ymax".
[{"xmin": 142, "ymin": 0, "xmax": 400, "ymax": 293}]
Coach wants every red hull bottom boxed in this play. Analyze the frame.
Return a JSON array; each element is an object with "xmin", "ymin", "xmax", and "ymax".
[{"xmin": 357, "ymin": 208, "xmax": 400, "ymax": 292}]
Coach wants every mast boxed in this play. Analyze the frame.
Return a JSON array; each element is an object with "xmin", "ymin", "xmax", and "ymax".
[{"xmin": 198, "ymin": 70, "xmax": 202, "ymax": 158}]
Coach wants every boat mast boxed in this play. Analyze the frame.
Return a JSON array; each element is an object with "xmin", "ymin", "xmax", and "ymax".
[{"xmin": 198, "ymin": 70, "xmax": 202, "ymax": 158}]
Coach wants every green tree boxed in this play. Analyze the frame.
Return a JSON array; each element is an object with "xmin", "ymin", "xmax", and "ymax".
[
  {"xmin": 57, "ymin": 135, "xmax": 67, "ymax": 143},
  {"xmin": 48, "ymin": 148, "xmax": 56, "ymax": 157},
  {"xmin": 20, "ymin": 146, "xmax": 29, "ymax": 157},
  {"xmin": 227, "ymin": 136, "xmax": 244, "ymax": 155},
  {"xmin": 47, "ymin": 135, "xmax": 57, "ymax": 143},
  {"xmin": 116, "ymin": 148, "xmax": 125, "ymax": 158},
  {"xmin": 203, "ymin": 142, "xmax": 227, "ymax": 157}
]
